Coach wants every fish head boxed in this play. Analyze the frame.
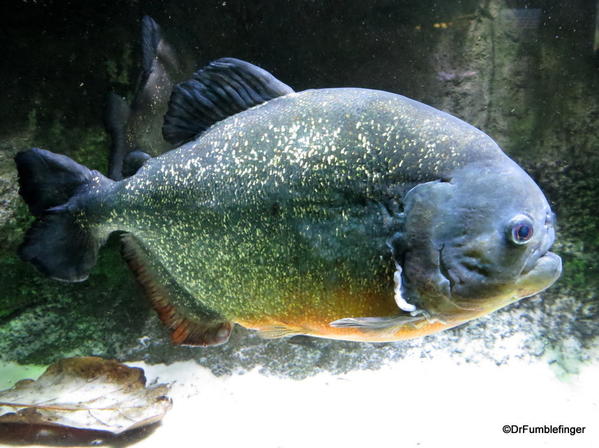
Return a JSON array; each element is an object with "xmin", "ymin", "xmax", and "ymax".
[{"xmin": 397, "ymin": 160, "xmax": 561, "ymax": 318}]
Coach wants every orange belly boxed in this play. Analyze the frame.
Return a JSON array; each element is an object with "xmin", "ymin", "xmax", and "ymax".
[
  {"xmin": 233, "ymin": 288, "xmax": 469, "ymax": 342},
  {"xmin": 236, "ymin": 316, "xmax": 463, "ymax": 342}
]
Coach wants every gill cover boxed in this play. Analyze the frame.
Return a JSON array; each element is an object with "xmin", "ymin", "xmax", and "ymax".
[{"xmin": 393, "ymin": 179, "xmax": 458, "ymax": 315}]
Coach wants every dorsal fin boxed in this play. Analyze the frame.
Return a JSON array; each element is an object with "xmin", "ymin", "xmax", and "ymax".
[{"xmin": 162, "ymin": 57, "xmax": 294, "ymax": 145}]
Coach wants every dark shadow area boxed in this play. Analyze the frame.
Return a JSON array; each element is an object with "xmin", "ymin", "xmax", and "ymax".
[{"xmin": 0, "ymin": 422, "xmax": 160, "ymax": 447}]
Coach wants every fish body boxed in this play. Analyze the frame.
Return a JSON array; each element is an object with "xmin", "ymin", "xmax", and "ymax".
[
  {"xmin": 16, "ymin": 59, "xmax": 561, "ymax": 345},
  {"xmin": 105, "ymin": 88, "xmax": 505, "ymax": 340}
]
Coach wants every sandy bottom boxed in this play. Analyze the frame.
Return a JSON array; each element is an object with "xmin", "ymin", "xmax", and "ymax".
[{"xmin": 0, "ymin": 355, "xmax": 597, "ymax": 448}]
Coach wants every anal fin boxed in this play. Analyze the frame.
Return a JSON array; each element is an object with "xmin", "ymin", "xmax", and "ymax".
[{"xmin": 121, "ymin": 234, "xmax": 232, "ymax": 346}]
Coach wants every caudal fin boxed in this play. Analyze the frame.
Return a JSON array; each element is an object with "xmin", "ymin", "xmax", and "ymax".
[{"xmin": 15, "ymin": 148, "xmax": 113, "ymax": 282}]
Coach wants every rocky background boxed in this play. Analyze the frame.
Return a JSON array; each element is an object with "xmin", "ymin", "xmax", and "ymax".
[{"xmin": 0, "ymin": 0, "xmax": 597, "ymax": 378}]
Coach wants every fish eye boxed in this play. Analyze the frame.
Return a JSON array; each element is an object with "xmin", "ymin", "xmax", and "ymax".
[{"xmin": 507, "ymin": 215, "xmax": 534, "ymax": 245}]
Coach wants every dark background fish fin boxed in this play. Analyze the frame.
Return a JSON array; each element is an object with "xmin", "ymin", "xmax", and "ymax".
[
  {"xmin": 120, "ymin": 234, "xmax": 232, "ymax": 346},
  {"xmin": 162, "ymin": 57, "xmax": 295, "ymax": 146},
  {"xmin": 140, "ymin": 15, "xmax": 162, "ymax": 78},
  {"xmin": 139, "ymin": 15, "xmax": 182, "ymax": 92},
  {"xmin": 122, "ymin": 150, "xmax": 151, "ymax": 177},
  {"xmin": 104, "ymin": 93, "xmax": 131, "ymax": 181},
  {"xmin": 127, "ymin": 15, "xmax": 184, "ymax": 156},
  {"xmin": 104, "ymin": 16, "xmax": 186, "ymax": 182}
]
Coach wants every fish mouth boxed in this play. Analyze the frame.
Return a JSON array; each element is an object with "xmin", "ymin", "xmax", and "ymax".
[
  {"xmin": 438, "ymin": 244, "xmax": 562, "ymax": 304},
  {"xmin": 515, "ymin": 250, "xmax": 562, "ymax": 298},
  {"xmin": 521, "ymin": 210, "xmax": 557, "ymax": 276}
]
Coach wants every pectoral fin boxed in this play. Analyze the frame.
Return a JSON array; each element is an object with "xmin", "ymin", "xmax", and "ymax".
[
  {"xmin": 256, "ymin": 325, "xmax": 305, "ymax": 339},
  {"xmin": 329, "ymin": 314, "xmax": 426, "ymax": 331}
]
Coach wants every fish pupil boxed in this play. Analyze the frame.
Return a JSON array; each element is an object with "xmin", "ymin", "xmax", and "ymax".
[{"xmin": 514, "ymin": 224, "xmax": 532, "ymax": 242}]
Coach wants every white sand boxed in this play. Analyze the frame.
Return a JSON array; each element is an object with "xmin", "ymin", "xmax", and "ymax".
[
  {"xmin": 129, "ymin": 356, "xmax": 598, "ymax": 448},
  {"xmin": 1, "ymin": 356, "xmax": 597, "ymax": 447}
]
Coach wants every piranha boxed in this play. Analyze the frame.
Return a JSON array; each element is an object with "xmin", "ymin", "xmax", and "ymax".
[{"xmin": 15, "ymin": 53, "xmax": 561, "ymax": 346}]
